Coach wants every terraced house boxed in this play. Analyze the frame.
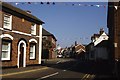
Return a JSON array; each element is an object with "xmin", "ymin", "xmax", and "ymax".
[{"xmin": 0, "ymin": 2, "xmax": 44, "ymax": 68}]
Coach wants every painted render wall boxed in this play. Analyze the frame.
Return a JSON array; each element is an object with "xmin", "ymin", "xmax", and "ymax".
[{"xmin": 94, "ymin": 32, "xmax": 108, "ymax": 46}]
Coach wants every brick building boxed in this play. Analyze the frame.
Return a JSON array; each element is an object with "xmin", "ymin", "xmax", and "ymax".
[
  {"xmin": 0, "ymin": 2, "xmax": 44, "ymax": 68},
  {"xmin": 107, "ymin": 1, "xmax": 120, "ymax": 62},
  {"xmin": 42, "ymin": 28, "xmax": 57, "ymax": 59},
  {"xmin": 107, "ymin": 1, "xmax": 120, "ymax": 77}
]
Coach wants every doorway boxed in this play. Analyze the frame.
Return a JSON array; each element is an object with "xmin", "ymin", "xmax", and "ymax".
[
  {"xmin": 19, "ymin": 43, "xmax": 24, "ymax": 67},
  {"xmin": 18, "ymin": 40, "xmax": 26, "ymax": 68}
]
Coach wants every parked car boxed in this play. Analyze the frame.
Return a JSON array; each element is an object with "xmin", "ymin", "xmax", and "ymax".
[{"xmin": 57, "ymin": 54, "xmax": 63, "ymax": 58}]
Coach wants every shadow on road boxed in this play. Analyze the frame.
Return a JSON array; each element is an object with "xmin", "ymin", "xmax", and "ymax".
[{"xmin": 42, "ymin": 58, "xmax": 118, "ymax": 79}]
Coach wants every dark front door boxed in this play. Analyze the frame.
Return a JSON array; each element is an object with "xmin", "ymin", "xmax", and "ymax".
[{"xmin": 20, "ymin": 44, "xmax": 24, "ymax": 67}]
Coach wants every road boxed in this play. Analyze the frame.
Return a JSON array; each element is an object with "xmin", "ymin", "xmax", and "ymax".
[{"xmin": 1, "ymin": 58, "xmax": 115, "ymax": 80}]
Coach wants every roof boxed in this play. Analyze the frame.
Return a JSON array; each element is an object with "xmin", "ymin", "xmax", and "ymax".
[
  {"xmin": 1, "ymin": 2, "xmax": 44, "ymax": 24},
  {"xmin": 42, "ymin": 28, "xmax": 52, "ymax": 36},
  {"xmin": 91, "ymin": 34, "xmax": 100, "ymax": 38},
  {"xmin": 42, "ymin": 28, "xmax": 57, "ymax": 41},
  {"xmin": 75, "ymin": 44, "xmax": 86, "ymax": 52},
  {"xmin": 86, "ymin": 42, "xmax": 94, "ymax": 47}
]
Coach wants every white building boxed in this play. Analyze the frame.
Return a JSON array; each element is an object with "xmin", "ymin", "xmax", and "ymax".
[{"xmin": 88, "ymin": 28, "xmax": 109, "ymax": 61}]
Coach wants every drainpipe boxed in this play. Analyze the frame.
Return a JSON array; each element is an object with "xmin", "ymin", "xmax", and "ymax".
[{"xmin": 39, "ymin": 25, "xmax": 42, "ymax": 64}]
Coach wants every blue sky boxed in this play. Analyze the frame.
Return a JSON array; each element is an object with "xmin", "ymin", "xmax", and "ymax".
[{"xmin": 10, "ymin": 2, "xmax": 108, "ymax": 48}]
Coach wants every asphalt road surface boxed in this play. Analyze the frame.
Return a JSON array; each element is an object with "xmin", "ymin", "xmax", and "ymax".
[{"xmin": 1, "ymin": 58, "xmax": 116, "ymax": 80}]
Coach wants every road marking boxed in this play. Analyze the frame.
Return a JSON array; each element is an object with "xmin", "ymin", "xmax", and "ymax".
[
  {"xmin": 84, "ymin": 74, "xmax": 90, "ymax": 80},
  {"xmin": 56, "ymin": 61, "xmax": 61, "ymax": 64},
  {"xmin": 81, "ymin": 74, "xmax": 88, "ymax": 80},
  {"xmin": 63, "ymin": 70, "xmax": 67, "ymax": 71},
  {"xmin": 86, "ymin": 74, "xmax": 90, "ymax": 78},
  {"xmin": 0, "ymin": 67, "xmax": 49, "ymax": 77},
  {"xmin": 90, "ymin": 74, "xmax": 95, "ymax": 79},
  {"xmin": 36, "ymin": 72, "xmax": 59, "ymax": 80},
  {"xmin": 81, "ymin": 74, "xmax": 95, "ymax": 80}
]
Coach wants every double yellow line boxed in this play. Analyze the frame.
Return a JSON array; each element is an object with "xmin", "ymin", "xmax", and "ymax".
[{"xmin": 81, "ymin": 74, "xmax": 95, "ymax": 80}]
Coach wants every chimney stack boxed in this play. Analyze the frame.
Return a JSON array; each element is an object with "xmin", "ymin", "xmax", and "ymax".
[
  {"xmin": 100, "ymin": 28, "xmax": 104, "ymax": 35},
  {"xmin": 75, "ymin": 41, "xmax": 77, "ymax": 46},
  {"xmin": 26, "ymin": 10, "xmax": 31, "ymax": 14}
]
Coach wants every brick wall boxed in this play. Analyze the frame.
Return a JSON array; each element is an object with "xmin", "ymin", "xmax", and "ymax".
[
  {"xmin": 1, "ymin": 10, "xmax": 40, "ymax": 67},
  {"xmin": 47, "ymin": 36, "xmax": 56, "ymax": 59}
]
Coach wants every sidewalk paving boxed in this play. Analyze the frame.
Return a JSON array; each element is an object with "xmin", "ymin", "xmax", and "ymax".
[
  {"xmin": 1, "ymin": 58, "xmax": 63, "ymax": 75},
  {"xmin": 1, "ymin": 65, "xmax": 47, "ymax": 75}
]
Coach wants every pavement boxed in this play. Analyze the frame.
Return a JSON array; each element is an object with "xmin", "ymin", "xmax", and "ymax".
[{"xmin": 1, "ymin": 58, "xmax": 73, "ymax": 76}]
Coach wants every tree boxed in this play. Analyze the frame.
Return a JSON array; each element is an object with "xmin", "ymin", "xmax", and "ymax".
[{"xmin": 42, "ymin": 38, "xmax": 52, "ymax": 49}]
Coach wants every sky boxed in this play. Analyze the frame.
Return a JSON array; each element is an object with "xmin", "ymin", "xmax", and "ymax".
[{"xmin": 9, "ymin": 2, "xmax": 108, "ymax": 48}]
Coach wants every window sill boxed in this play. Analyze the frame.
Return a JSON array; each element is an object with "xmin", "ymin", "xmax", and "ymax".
[
  {"xmin": 31, "ymin": 34, "xmax": 36, "ymax": 36},
  {"xmin": 3, "ymin": 28, "xmax": 12, "ymax": 31},
  {"xmin": 1, "ymin": 59, "xmax": 11, "ymax": 62},
  {"xmin": 29, "ymin": 58, "xmax": 36, "ymax": 60}
]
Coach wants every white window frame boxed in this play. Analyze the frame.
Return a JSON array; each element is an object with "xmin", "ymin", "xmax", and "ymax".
[
  {"xmin": 1, "ymin": 41, "xmax": 11, "ymax": 60},
  {"xmin": 30, "ymin": 44, "xmax": 36, "ymax": 59},
  {"xmin": 3, "ymin": 14, "xmax": 12, "ymax": 30},
  {"xmin": 31, "ymin": 23, "xmax": 36, "ymax": 35}
]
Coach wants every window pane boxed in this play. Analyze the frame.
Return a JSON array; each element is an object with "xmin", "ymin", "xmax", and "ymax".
[
  {"xmin": 30, "ymin": 46, "xmax": 33, "ymax": 52},
  {"xmin": 2, "ymin": 51, "xmax": 8, "ymax": 58},
  {"xmin": 31, "ymin": 30, "xmax": 34, "ymax": 34},
  {"xmin": 31, "ymin": 23, "xmax": 36, "ymax": 35},
  {"xmin": 4, "ymin": 22, "xmax": 10, "ymax": 26},
  {"xmin": 4, "ymin": 16, "xmax": 10, "ymax": 22},
  {"xmin": 4, "ymin": 15, "xmax": 10, "ymax": 24},
  {"xmin": 4, "ymin": 20, "xmax": 10, "ymax": 23},
  {"xmin": 31, "ymin": 26, "xmax": 34, "ymax": 30},
  {"xmin": 2, "ymin": 43, "xmax": 9, "ymax": 51},
  {"xmin": 30, "ymin": 52, "xmax": 33, "ymax": 57},
  {"xmin": 30, "ymin": 44, "xmax": 35, "ymax": 59}
]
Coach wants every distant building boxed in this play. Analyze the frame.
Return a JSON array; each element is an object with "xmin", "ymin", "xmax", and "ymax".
[
  {"xmin": 85, "ymin": 42, "xmax": 94, "ymax": 60},
  {"xmin": 65, "ymin": 41, "xmax": 86, "ymax": 59},
  {"xmin": 42, "ymin": 28, "xmax": 57, "ymax": 59},
  {"xmin": 74, "ymin": 44, "xmax": 86, "ymax": 59},
  {"xmin": 86, "ymin": 28, "xmax": 109, "ymax": 61},
  {"xmin": 91, "ymin": 28, "xmax": 109, "ymax": 46}
]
